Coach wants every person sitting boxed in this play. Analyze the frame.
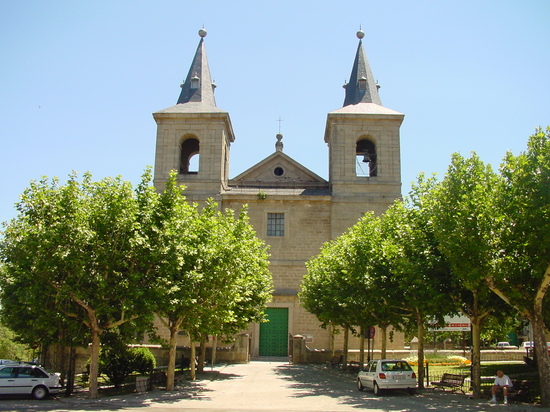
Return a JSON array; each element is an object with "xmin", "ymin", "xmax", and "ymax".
[{"xmin": 489, "ymin": 370, "xmax": 513, "ymax": 404}]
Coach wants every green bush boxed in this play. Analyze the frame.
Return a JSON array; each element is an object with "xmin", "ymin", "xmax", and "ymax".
[
  {"xmin": 131, "ymin": 347, "xmax": 156, "ymax": 375},
  {"xmin": 99, "ymin": 346, "xmax": 135, "ymax": 387},
  {"xmin": 98, "ymin": 336, "xmax": 156, "ymax": 387}
]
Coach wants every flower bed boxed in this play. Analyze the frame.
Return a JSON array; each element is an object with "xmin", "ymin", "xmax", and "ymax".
[{"xmin": 404, "ymin": 355, "xmax": 471, "ymax": 367}]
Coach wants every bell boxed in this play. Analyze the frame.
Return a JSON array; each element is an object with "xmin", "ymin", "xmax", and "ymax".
[{"xmin": 362, "ymin": 150, "xmax": 371, "ymax": 163}]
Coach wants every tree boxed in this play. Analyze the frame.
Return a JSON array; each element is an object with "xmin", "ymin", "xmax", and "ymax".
[
  {"xmin": 194, "ymin": 206, "xmax": 273, "ymax": 367},
  {"xmin": 345, "ymin": 212, "xmax": 406, "ymax": 362},
  {"xmin": 303, "ymin": 213, "xmax": 407, "ymax": 365},
  {"xmin": 185, "ymin": 206, "xmax": 273, "ymax": 375},
  {"xmin": 490, "ymin": 127, "xmax": 550, "ymax": 406},
  {"xmin": 301, "ymin": 236, "xmax": 352, "ymax": 330},
  {"xmin": 380, "ymin": 180, "xmax": 456, "ymax": 388},
  {"xmin": 0, "ymin": 171, "xmax": 156, "ymax": 398},
  {"xmin": 0, "ymin": 258, "xmax": 90, "ymax": 393},
  {"xmin": 302, "ymin": 232, "xmax": 360, "ymax": 365},
  {"xmin": 428, "ymin": 153, "xmax": 505, "ymax": 398},
  {"xmin": 0, "ymin": 322, "xmax": 31, "ymax": 361},
  {"xmin": 149, "ymin": 173, "xmax": 272, "ymax": 389}
]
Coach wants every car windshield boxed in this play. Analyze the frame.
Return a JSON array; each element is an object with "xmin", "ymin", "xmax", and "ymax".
[{"xmin": 381, "ymin": 361, "xmax": 412, "ymax": 372}]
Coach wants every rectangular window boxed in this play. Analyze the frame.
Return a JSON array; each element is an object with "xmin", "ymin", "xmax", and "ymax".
[
  {"xmin": 17, "ymin": 368, "xmax": 33, "ymax": 378},
  {"xmin": 0, "ymin": 367, "xmax": 16, "ymax": 378},
  {"xmin": 267, "ymin": 213, "xmax": 284, "ymax": 236}
]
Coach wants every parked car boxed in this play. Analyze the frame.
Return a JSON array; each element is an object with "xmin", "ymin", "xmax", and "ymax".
[
  {"xmin": 357, "ymin": 359, "xmax": 417, "ymax": 396},
  {"xmin": 520, "ymin": 341, "xmax": 534, "ymax": 349},
  {"xmin": 521, "ymin": 341, "xmax": 550, "ymax": 355},
  {"xmin": 496, "ymin": 342, "xmax": 518, "ymax": 349},
  {"xmin": 0, "ymin": 364, "xmax": 61, "ymax": 399},
  {"xmin": 0, "ymin": 360, "xmax": 18, "ymax": 365}
]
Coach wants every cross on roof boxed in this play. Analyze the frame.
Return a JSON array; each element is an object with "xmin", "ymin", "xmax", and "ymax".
[{"xmin": 276, "ymin": 116, "xmax": 284, "ymax": 133}]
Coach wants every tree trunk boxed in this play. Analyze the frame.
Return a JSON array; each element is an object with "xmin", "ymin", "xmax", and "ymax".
[
  {"xmin": 342, "ymin": 327, "xmax": 349, "ymax": 370},
  {"xmin": 359, "ymin": 326, "xmax": 365, "ymax": 367},
  {"xmin": 189, "ymin": 343, "xmax": 196, "ymax": 380},
  {"xmin": 487, "ymin": 264, "xmax": 550, "ymax": 406},
  {"xmin": 470, "ymin": 315, "xmax": 482, "ymax": 398},
  {"xmin": 330, "ymin": 324, "xmax": 337, "ymax": 356},
  {"xmin": 64, "ymin": 346, "xmax": 76, "ymax": 396},
  {"xmin": 88, "ymin": 327, "xmax": 101, "ymax": 399},
  {"xmin": 56, "ymin": 343, "xmax": 68, "ymax": 386},
  {"xmin": 198, "ymin": 336, "xmax": 207, "ymax": 373},
  {"xmin": 211, "ymin": 336, "xmax": 217, "ymax": 366},
  {"xmin": 380, "ymin": 324, "xmax": 388, "ymax": 359},
  {"xmin": 165, "ymin": 323, "xmax": 179, "ymax": 391},
  {"xmin": 533, "ymin": 306, "xmax": 550, "ymax": 406},
  {"xmin": 416, "ymin": 311, "xmax": 425, "ymax": 389}
]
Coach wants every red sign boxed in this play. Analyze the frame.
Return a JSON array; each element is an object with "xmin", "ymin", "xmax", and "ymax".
[{"xmin": 369, "ymin": 327, "xmax": 376, "ymax": 339}]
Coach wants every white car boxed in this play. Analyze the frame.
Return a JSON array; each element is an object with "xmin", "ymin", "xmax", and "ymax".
[
  {"xmin": 496, "ymin": 342, "xmax": 518, "ymax": 349},
  {"xmin": 0, "ymin": 364, "xmax": 62, "ymax": 399},
  {"xmin": 357, "ymin": 359, "xmax": 417, "ymax": 396},
  {"xmin": 522, "ymin": 341, "xmax": 550, "ymax": 355}
]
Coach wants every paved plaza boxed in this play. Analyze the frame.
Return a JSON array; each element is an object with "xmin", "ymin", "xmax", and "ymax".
[{"xmin": 0, "ymin": 360, "xmax": 541, "ymax": 411}]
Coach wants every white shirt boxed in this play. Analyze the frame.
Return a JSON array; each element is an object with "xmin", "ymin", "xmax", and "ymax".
[{"xmin": 494, "ymin": 374, "xmax": 513, "ymax": 387}]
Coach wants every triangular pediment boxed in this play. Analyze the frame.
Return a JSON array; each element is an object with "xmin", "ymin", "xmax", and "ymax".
[{"xmin": 230, "ymin": 151, "xmax": 327, "ymax": 189}]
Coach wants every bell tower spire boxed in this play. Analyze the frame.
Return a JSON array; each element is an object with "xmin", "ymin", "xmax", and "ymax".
[
  {"xmin": 153, "ymin": 28, "xmax": 234, "ymax": 199},
  {"xmin": 325, "ymin": 30, "xmax": 404, "ymax": 234},
  {"xmin": 343, "ymin": 30, "xmax": 382, "ymax": 107},
  {"xmin": 177, "ymin": 28, "xmax": 217, "ymax": 107}
]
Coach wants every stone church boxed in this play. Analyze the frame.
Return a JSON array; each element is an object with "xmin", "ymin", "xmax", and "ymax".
[{"xmin": 152, "ymin": 29, "xmax": 404, "ymax": 358}]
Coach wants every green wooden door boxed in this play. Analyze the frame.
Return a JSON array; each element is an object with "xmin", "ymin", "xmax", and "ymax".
[{"xmin": 259, "ymin": 308, "xmax": 289, "ymax": 356}]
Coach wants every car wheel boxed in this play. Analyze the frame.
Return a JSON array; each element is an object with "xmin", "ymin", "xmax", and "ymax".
[
  {"xmin": 373, "ymin": 381, "xmax": 382, "ymax": 396},
  {"xmin": 357, "ymin": 378, "xmax": 364, "ymax": 391},
  {"xmin": 32, "ymin": 385, "xmax": 48, "ymax": 400}
]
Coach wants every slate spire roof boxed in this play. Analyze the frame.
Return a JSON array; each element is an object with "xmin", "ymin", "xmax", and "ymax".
[
  {"xmin": 343, "ymin": 30, "xmax": 382, "ymax": 107},
  {"xmin": 177, "ymin": 28, "xmax": 217, "ymax": 107}
]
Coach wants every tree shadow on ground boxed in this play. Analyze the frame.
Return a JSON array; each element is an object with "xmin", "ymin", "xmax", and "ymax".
[
  {"xmin": 273, "ymin": 364, "xmax": 511, "ymax": 411},
  {"xmin": 42, "ymin": 370, "xmax": 245, "ymax": 410},
  {"xmin": 20, "ymin": 364, "xmax": 536, "ymax": 412}
]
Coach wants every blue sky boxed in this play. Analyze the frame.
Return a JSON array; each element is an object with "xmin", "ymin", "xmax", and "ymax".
[{"xmin": 1, "ymin": 1, "xmax": 549, "ymax": 225}]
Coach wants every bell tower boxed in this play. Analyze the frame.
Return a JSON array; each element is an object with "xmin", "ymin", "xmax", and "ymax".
[
  {"xmin": 325, "ymin": 30, "xmax": 404, "ymax": 236},
  {"xmin": 153, "ymin": 29, "xmax": 234, "ymax": 201}
]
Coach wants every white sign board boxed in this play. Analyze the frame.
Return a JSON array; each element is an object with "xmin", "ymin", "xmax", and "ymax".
[{"xmin": 429, "ymin": 315, "xmax": 471, "ymax": 332}]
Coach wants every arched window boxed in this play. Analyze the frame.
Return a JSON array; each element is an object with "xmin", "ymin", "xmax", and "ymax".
[
  {"xmin": 180, "ymin": 137, "xmax": 200, "ymax": 174},
  {"xmin": 356, "ymin": 138, "xmax": 377, "ymax": 177}
]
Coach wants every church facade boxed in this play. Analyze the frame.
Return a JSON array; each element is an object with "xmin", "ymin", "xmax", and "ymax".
[{"xmin": 152, "ymin": 29, "xmax": 404, "ymax": 357}]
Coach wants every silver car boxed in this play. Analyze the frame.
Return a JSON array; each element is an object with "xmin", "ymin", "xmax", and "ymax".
[
  {"xmin": 0, "ymin": 364, "xmax": 61, "ymax": 399},
  {"xmin": 357, "ymin": 359, "xmax": 417, "ymax": 396}
]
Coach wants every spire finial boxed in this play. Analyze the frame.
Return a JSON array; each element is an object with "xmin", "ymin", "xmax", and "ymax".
[
  {"xmin": 275, "ymin": 132, "xmax": 283, "ymax": 152},
  {"xmin": 356, "ymin": 29, "xmax": 365, "ymax": 40},
  {"xmin": 198, "ymin": 27, "xmax": 207, "ymax": 38}
]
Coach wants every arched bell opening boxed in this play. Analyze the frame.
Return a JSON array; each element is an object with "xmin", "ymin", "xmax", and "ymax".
[
  {"xmin": 180, "ymin": 137, "xmax": 200, "ymax": 174},
  {"xmin": 356, "ymin": 138, "xmax": 377, "ymax": 177}
]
